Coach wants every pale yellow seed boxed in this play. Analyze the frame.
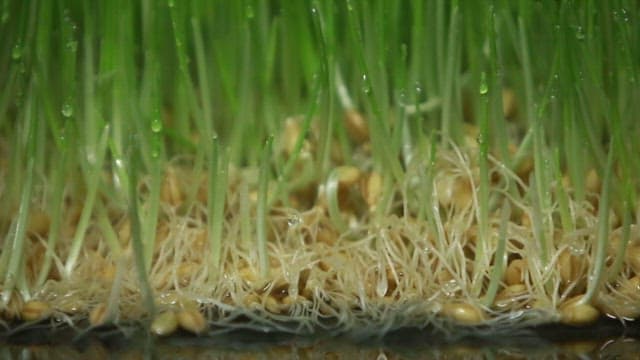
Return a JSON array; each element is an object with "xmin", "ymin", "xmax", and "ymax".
[
  {"xmin": 502, "ymin": 88, "xmax": 517, "ymax": 119},
  {"xmin": 441, "ymin": 302, "xmax": 485, "ymax": 325},
  {"xmin": 344, "ymin": 109, "xmax": 369, "ymax": 144},
  {"xmin": 462, "ymin": 123, "xmax": 479, "ymax": 151},
  {"xmin": 265, "ymin": 296, "xmax": 281, "ymax": 314},
  {"xmin": 1, "ymin": 291, "xmax": 24, "ymax": 320},
  {"xmin": 239, "ymin": 267, "xmax": 258, "ymax": 286},
  {"xmin": 281, "ymin": 117, "xmax": 313, "ymax": 157},
  {"xmin": 504, "ymin": 259, "xmax": 526, "ymax": 286},
  {"xmin": 585, "ymin": 168, "xmax": 601, "ymax": 194},
  {"xmin": 559, "ymin": 295, "xmax": 600, "ymax": 326},
  {"xmin": 160, "ymin": 167, "xmax": 184, "ymax": 207},
  {"xmin": 99, "ymin": 263, "xmax": 116, "ymax": 283},
  {"xmin": 557, "ymin": 249, "xmax": 585, "ymax": 285},
  {"xmin": 27, "ymin": 209, "xmax": 50, "ymax": 237},
  {"xmin": 177, "ymin": 262, "xmax": 196, "ymax": 286},
  {"xmin": 598, "ymin": 288, "xmax": 640, "ymax": 320},
  {"xmin": 281, "ymin": 295, "xmax": 298, "ymax": 307},
  {"xmin": 494, "ymin": 284, "xmax": 527, "ymax": 309},
  {"xmin": 625, "ymin": 245, "xmax": 640, "ymax": 274},
  {"xmin": 620, "ymin": 276, "xmax": 640, "ymax": 295},
  {"xmin": 244, "ymin": 293, "xmax": 260, "ymax": 308},
  {"xmin": 57, "ymin": 298, "xmax": 84, "ymax": 314},
  {"xmin": 337, "ymin": 166, "xmax": 361, "ymax": 187},
  {"xmin": 435, "ymin": 176, "xmax": 472, "ymax": 209},
  {"xmin": 21, "ymin": 300, "xmax": 51, "ymax": 321},
  {"xmin": 177, "ymin": 309, "xmax": 207, "ymax": 334},
  {"xmin": 151, "ymin": 311, "xmax": 178, "ymax": 336},
  {"xmin": 362, "ymin": 172, "xmax": 382, "ymax": 211},
  {"xmin": 89, "ymin": 303, "xmax": 109, "ymax": 326},
  {"xmin": 316, "ymin": 226, "xmax": 337, "ymax": 246},
  {"xmin": 117, "ymin": 218, "xmax": 131, "ymax": 246}
]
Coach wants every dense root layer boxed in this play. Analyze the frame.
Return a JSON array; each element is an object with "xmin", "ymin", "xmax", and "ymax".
[{"xmin": 1, "ymin": 137, "xmax": 639, "ymax": 336}]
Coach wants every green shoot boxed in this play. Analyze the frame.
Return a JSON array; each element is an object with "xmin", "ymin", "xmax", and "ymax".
[
  {"xmin": 581, "ymin": 140, "xmax": 614, "ymax": 305},
  {"xmin": 208, "ymin": 136, "xmax": 228, "ymax": 274},
  {"xmin": 63, "ymin": 124, "xmax": 109, "ymax": 277},
  {"xmin": 257, "ymin": 136, "xmax": 273, "ymax": 277}
]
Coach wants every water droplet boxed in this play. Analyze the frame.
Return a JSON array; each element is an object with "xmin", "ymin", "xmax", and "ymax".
[
  {"xmin": 287, "ymin": 215, "xmax": 301, "ymax": 228},
  {"xmin": 11, "ymin": 43, "xmax": 22, "ymax": 60},
  {"xmin": 66, "ymin": 40, "xmax": 78, "ymax": 53},
  {"xmin": 479, "ymin": 72, "xmax": 488, "ymax": 95},
  {"xmin": 61, "ymin": 102, "xmax": 73, "ymax": 118},
  {"xmin": 361, "ymin": 74, "xmax": 371, "ymax": 94},
  {"xmin": 310, "ymin": 7, "xmax": 317, "ymax": 15},
  {"xmin": 575, "ymin": 26, "xmax": 585, "ymax": 40},
  {"xmin": 151, "ymin": 118, "xmax": 163, "ymax": 133},
  {"xmin": 442, "ymin": 279, "xmax": 459, "ymax": 297},
  {"xmin": 245, "ymin": 4, "xmax": 254, "ymax": 19},
  {"xmin": 620, "ymin": 8, "xmax": 629, "ymax": 22},
  {"xmin": 568, "ymin": 239, "xmax": 586, "ymax": 256},
  {"xmin": 398, "ymin": 88, "xmax": 407, "ymax": 102},
  {"xmin": 415, "ymin": 82, "xmax": 423, "ymax": 95},
  {"xmin": 167, "ymin": 0, "xmax": 175, "ymax": 8}
]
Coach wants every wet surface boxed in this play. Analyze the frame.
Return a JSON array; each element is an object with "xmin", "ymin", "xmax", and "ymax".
[{"xmin": 2, "ymin": 318, "xmax": 640, "ymax": 358}]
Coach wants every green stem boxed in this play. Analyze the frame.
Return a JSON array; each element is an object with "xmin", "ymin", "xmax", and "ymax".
[{"xmin": 257, "ymin": 136, "xmax": 273, "ymax": 277}]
